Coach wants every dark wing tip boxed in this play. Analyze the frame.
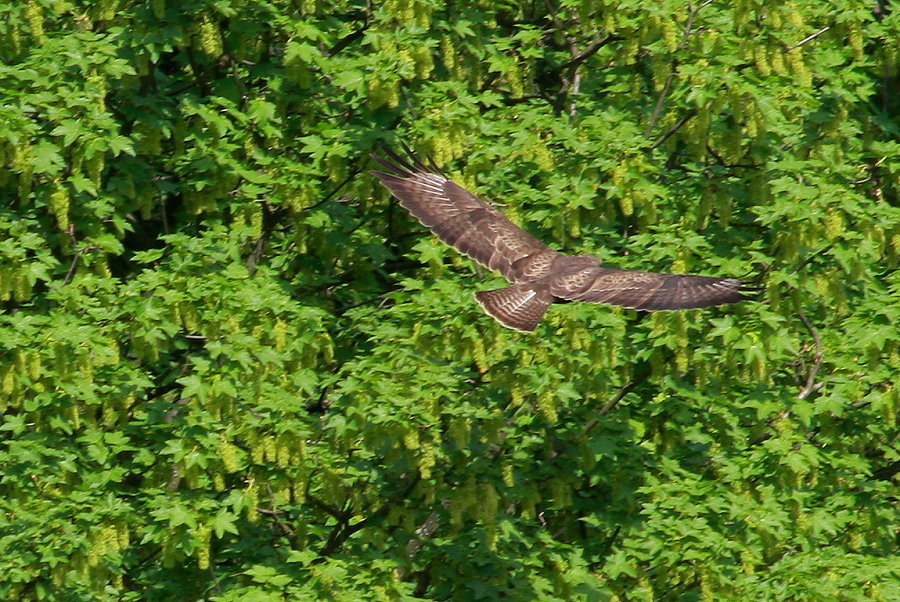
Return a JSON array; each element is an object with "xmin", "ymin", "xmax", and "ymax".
[
  {"xmin": 370, "ymin": 143, "xmax": 446, "ymax": 179},
  {"xmin": 622, "ymin": 275, "xmax": 756, "ymax": 311},
  {"xmin": 689, "ymin": 277, "xmax": 756, "ymax": 309},
  {"xmin": 736, "ymin": 283, "xmax": 764, "ymax": 302}
]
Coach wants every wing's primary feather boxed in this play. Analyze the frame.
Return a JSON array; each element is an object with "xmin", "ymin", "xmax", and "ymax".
[
  {"xmin": 551, "ymin": 268, "xmax": 752, "ymax": 310},
  {"xmin": 370, "ymin": 147, "xmax": 551, "ymax": 281}
]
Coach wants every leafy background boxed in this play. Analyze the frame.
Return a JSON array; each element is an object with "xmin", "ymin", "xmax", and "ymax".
[{"xmin": 1, "ymin": 0, "xmax": 899, "ymax": 599}]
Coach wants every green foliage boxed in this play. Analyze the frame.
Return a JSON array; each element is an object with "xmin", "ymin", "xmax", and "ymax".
[{"xmin": 1, "ymin": 0, "xmax": 898, "ymax": 600}]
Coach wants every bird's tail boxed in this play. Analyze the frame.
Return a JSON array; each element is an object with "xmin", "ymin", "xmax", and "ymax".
[{"xmin": 474, "ymin": 284, "xmax": 554, "ymax": 332}]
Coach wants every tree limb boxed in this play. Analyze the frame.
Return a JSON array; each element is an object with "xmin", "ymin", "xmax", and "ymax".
[
  {"xmin": 318, "ymin": 474, "xmax": 421, "ymax": 556},
  {"xmin": 582, "ymin": 363, "xmax": 653, "ymax": 434},
  {"xmin": 797, "ymin": 311, "xmax": 824, "ymax": 400},
  {"xmin": 643, "ymin": 0, "xmax": 713, "ymax": 137},
  {"xmin": 649, "ymin": 108, "xmax": 698, "ymax": 151},
  {"xmin": 785, "ymin": 27, "xmax": 831, "ymax": 53},
  {"xmin": 557, "ymin": 34, "xmax": 619, "ymax": 72}
]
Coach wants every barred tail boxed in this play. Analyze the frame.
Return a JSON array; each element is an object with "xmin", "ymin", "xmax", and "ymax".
[{"xmin": 474, "ymin": 284, "xmax": 553, "ymax": 332}]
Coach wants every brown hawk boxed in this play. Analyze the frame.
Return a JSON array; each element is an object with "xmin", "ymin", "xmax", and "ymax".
[{"xmin": 371, "ymin": 146, "xmax": 753, "ymax": 332}]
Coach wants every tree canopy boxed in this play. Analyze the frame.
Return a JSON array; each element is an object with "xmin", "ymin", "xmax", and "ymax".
[{"xmin": 1, "ymin": 0, "xmax": 898, "ymax": 600}]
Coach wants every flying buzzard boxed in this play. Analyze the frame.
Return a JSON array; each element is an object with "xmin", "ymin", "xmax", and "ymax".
[{"xmin": 371, "ymin": 146, "xmax": 753, "ymax": 332}]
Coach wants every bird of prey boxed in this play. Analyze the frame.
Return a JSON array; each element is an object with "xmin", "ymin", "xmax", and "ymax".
[{"xmin": 371, "ymin": 145, "xmax": 753, "ymax": 332}]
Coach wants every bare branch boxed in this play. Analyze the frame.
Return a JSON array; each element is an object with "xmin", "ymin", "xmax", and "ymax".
[
  {"xmin": 792, "ymin": 243, "xmax": 835, "ymax": 273},
  {"xmin": 558, "ymin": 34, "xmax": 618, "ymax": 72},
  {"xmin": 63, "ymin": 252, "xmax": 81, "ymax": 286},
  {"xmin": 797, "ymin": 311, "xmax": 824, "ymax": 400},
  {"xmin": 306, "ymin": 490, "xmax": 349, "ymax": 521},
  {"xmin": 305, "ymin": 169, "xmax": 359, "ymax": 211},
  {"xmin": 405, "ymin": 507, "xmax": 444, "ymax": 561},
  {"xmin": 644, "ymin": 0, "xmax": 713, "ymax": 137},
  {"xmin": 785, "ymin": 27, "xmax": 831, "ymax": 53},
  {"xmin": 582, "ymin": 364, "xmax": 652, "ymax": 434},
  {"xmin": 261, "ymin": 482, "xmax": 296, "ymax": 537},
  {"xmin": 257, "ymin": 507, "xmax": 295, "ymax": 537},
  {"xmin": 682, "ymin": 1, "xmax": 715, "ymax": 51},
  {"xmin": 245, "ymin": 203, "xmax": 272, "ymax": 275},
  {"xmin": 317, "ymin": 474, "xmax": 421, "ymax": 556},
  {"xmin": 644, "ymin": 74, "xmax": 676, "ymax": 138},
  {"xmin": 649, "ymin": 108, "xmax": 698, "ymax": 151}
]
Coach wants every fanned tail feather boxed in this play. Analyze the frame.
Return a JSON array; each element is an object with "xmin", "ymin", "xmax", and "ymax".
[{"xmin": 474, "ymin": 284, "xmax": 553, "ymax": 332}]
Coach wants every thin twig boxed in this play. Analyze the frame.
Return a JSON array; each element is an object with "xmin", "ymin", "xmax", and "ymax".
[
  {"xmin": 305, "ymin": 169, "xmax": 359, "ymax": 211},
  {"xmin": 545, "ymin": 0, "xmax": 619, "ymax": 115},
  {"xmin": 684, "ymin": 0, "xmax": 715, "ymax": 46},
  {"xmin": 316, "ymin": 474, "xmax": 421, "ymax": 556},
  {"xmin": 558, "ymin": 34, "xmax": 618, "ymax": 72},
  {"xmin": 334, "ymin": 291, "xmax": 396, "ymax": 316},
  {"xmin": 63, "ymin": 253, "xmax": 81, "ymax": 286},
  {"xmin": 256, "ymin": 509, "xmax": 295, "ymax": 536},
  {"xmin": 62, "ymin": 226, "xmax": 84, "ymax": 285},
  {"xmin": 165, "ymin": 397, "xmax": 190, "ymax": 490},
  {"xmin": 649, "ymin": 108, "xmax": 698, "ymax": 150},
  {"xmin": 261, "ymin": 483, "xmax": 295, "ymax": 537},
  {"xmin": 306, "ymin": 490, "xmax": 349, "ymax": 521},
  {"xmin": 705, "ymin": 144, "xmax": 760, "ymax": 169},
  {"xmin": 644, "ymin": 75, "xmax": 676, "ymax": 138},
  {"xmin": 327, "ymin": 20, "xmax": 369, "ymax": 57},
  {"xmin": 597, "ymin": 374, "xmax": 644, "ymax": 417},
  {"xmin": 792, "ymin": 243, "xmax": 835, "ymax": 273},
  {"xmin": 582, "ymin": 364, "xmax": 652, "ymax": 434},
  {"xmin": 785, "ymin": 27, "xmax": 831, "ymax": 53},
  {"xmin": 245, "ymin": 203, "xmax": 272, "ymax": 275},
  {"xmin": 644, "ymin": 0, "xmax": 713, "ymax": 137},
  {"xmin": 797, "ymin": 311, "xmax": 824, "ymax": 400}
]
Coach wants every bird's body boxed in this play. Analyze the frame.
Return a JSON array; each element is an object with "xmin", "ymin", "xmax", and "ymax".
[{"xmin": 371, "ymin": 146, "xmax": 753, "ymax": 331}]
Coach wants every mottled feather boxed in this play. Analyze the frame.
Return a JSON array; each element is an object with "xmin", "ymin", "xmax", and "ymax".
[
  {"xmin": 474, "ymin": 285, "xmax": 555, "ymax": 332},
  {"xmin": 371, "ymin": 147, "xmax": 549, "ymax": 280},
  {"xmin": 371, "ymin": 145, "xmax": 754, "ymax": 331}
]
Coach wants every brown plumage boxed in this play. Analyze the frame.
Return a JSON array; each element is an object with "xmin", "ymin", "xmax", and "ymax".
[{"xmin": 371, "ymin": 145, "xmax": 754, "ymax": 332}]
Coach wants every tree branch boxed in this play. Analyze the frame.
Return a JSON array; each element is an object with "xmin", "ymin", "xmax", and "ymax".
[
  {"xmin": 305, "ymin": 168, "xmax": 359, "ymax": 211},
  {"xmin": 318, "ymin": 474, "xmax": 421, "ymax": 556},
  {"xmin": 327, "ymin": 14, "xmax": 369, "ymax": 57},
  {"xmin": 649, "ymin": 108, "xmax": 698, "ymax": 151},
  {"xmin": 785, "ymin": 27, "xmax": 831, "ymax": 53},
  {"xmin": 644, "ymin": 73, "xmax": 676, "ymax": 139},
  {"xmin": 797, "ymin": 311, "xmax": 824, "ymax": 400},
  {"xmin": 260, "ymin": 483, "xmax": 296, "ymax": 537},
  {"xmin": 792, "ymin": 243, "xmax": 835, "ymax": 273},
  {"xmin": 643, "ymin": 0, "xmax": 713, "ymax": 137},
  {"xmin": 404, "ymin": 506, "xmax": 444, "ymax": 561},
  {"xmin": 871, "ymin": 459, "xmax": 900, "ymax": 482},
  {"xmin": 557, "ymin": 34, "xmax": 619, "ymax": 72},
  {"xmin": 582, "ymin": 363, "xmax": 653, "ymax": 434}
]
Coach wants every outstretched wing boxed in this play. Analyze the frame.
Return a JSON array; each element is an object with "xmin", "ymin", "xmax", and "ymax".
[
  {"xmin": 551, "ymin": 267, "xmax": 752, "ymax": 311},
  {"xmin": 371, "ymin": 144, "xmax": 754, "ymax": 330},
  {"xmin": 370, "ymin": 146, "xmax": 552, "ymax": 281}
]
